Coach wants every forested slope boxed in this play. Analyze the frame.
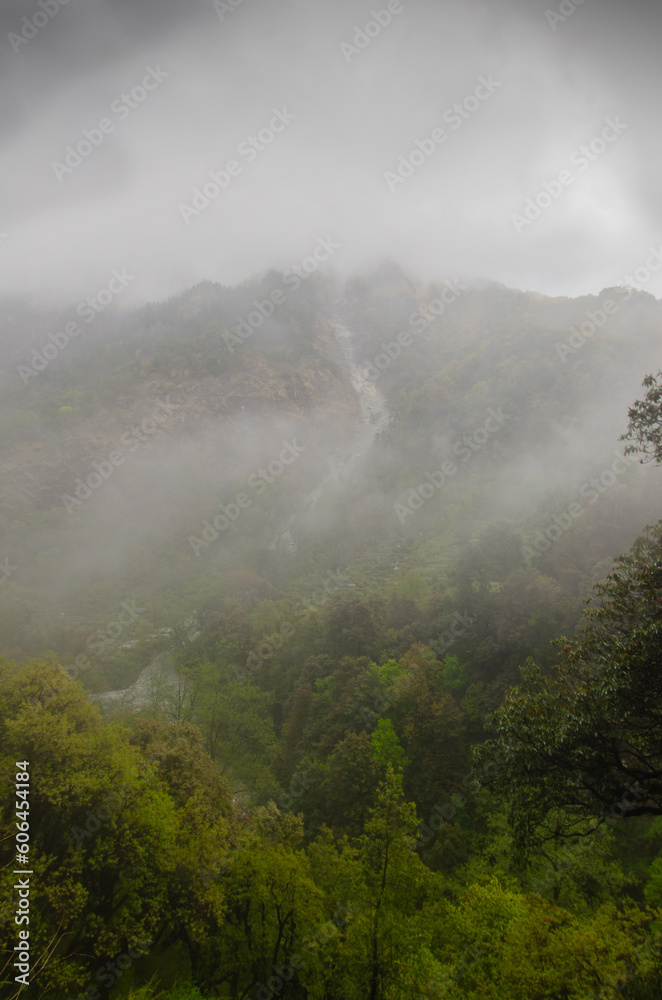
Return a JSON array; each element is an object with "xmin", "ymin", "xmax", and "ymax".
[{"xmin": 1, "ymin": 269, "xmax": 662, "ymax": 998}]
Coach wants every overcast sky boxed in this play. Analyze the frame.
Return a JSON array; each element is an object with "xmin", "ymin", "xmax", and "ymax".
[{"xmin": 2, "ymin": 0, "xmax": 661, "ymax": 309}]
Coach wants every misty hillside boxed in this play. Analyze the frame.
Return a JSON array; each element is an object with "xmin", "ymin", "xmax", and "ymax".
[
  {"xmin": 0, "ymin": 265, "xmax": 660, "ymax": 696},
  {"xmin": 4, "ymin": 263, "xmax": 662, "ymax": 999},
  {"xmin": 6, "ymin": 0, "xmax": 662, "ymax": 995}
]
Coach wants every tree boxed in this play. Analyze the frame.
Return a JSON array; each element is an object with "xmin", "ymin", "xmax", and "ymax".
[
  {"xmin": 165, "ymin": 658, "xmax": 277, "ymax": 801},
  {"xmin": 476, "ymin": 374, "xmax": 662, "ymax": 849},
  {"xmin": 271, "ymin": 683, "xmax": 315, "ymax": 785},
  {"xmin": 395, "ymin": 647, "xmax": 467, "ymax": 817},
  {"xmin": 476, "ymin": 521, "xmax": 662, "ymax": 847},
  {"xmin": 457, "ymin": 805, "xmax": 633, "ymax": 912},
  {"xmin": 370, "ymin": 718, "xmax": 410, "ymax": 773},
  {"xmin": 208, "ymin": 805, "xmax": 326, "ymax": 999},
  {"xmin": 335, "ymin": 768, "xmax": 443, "ymax": 1000},
  {"xmin": 436, "ymin": 879, "xmax": 661, "ymax": 999},
  {"xmin": 303, "ymin": 656, "xmax": 382, "ymax": 758},
  {"xmin": 0, "ymin": 657, "xmax": 177, "ymax": 998},
  {"xmin": 620, "ymin": 370, "xmax": 662, "ymax": 464},
  {"xmin": 326, "ymin": 595, "xmax": 380, "ymax": 660},
  {"xmin": 302, "ymin": 733, "xmax": 381, "ymax": 838},
  {"xmin": 0, "ymin": 657, "xmax": 238, "ymax": 999}
]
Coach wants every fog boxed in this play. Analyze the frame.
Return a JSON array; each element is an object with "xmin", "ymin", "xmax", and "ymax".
[
  {"xmin": 2, "ymin": 0, "xmax": 662, "ymax": 309},
  {"xmin": 2, "ymin": 0, "xmax": 662, "ymax": 671},
  {"xmin": 4, "ymin": 7, "xmax": 662, "ymax": 988}
]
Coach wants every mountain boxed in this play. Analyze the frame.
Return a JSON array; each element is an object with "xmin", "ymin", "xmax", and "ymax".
[
  {"xmin": 3, "ymin": 265, "xmax": 662, "ymax": 1000},
  {"xmin": 0, "ymin": 266, "xmax": 660, "ymax": 694}
]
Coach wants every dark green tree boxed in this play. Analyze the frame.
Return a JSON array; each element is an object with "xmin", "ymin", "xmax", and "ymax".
[
  {"xmin": 620, "ymin": 370, "xmax": 662, "ymax": 464},
  {"xmin": 326, "ymin": 595, "xmax": 380, "ymax": 659},
  {"xmin": 477, "ymin": 521, "xmax": 662, "ymax": 847}
]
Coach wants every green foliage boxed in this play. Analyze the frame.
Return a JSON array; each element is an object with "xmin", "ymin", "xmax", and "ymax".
[
  {"xmin": 644, "ymin": 857, "xmax": 662, "ymax": 908},
  {"xmin": 299, "ymin": 732, "xmax": 381, "ymax": 837},
  {"xmin": 439, "ymin": 654, "xmax": 468, "ymax": 692},
  {"xmin": 437, "ymin": 880, "xmax": 662, "ymax": 999},
  {"xmin": 0, "ymin": 657, "xmax": 178, "ymax": 997},
  {"xmin": 4, "ymin": 284, "xmax": 662, "ymax": 996},
  {"xmin": 621, "ymin": 370, "xmax": 662, "ymax": 464},
  {"xmin": 369, "ymin": 717, "xmax": 410, "ymax": 772},
  {"xmin": 334, "ymin": 767, "xmax": 444, "ymax": 1000},
  {"xmin": 477, "ymin": 521, "xmax": 662, "ymax": 847},
  {"xmin": 376, "ymin": 657, "xmax": 405, "ymax": 688},
  {"xmin": 3, "ymin": 655, "xmax": 662, "ymax": 998}
]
